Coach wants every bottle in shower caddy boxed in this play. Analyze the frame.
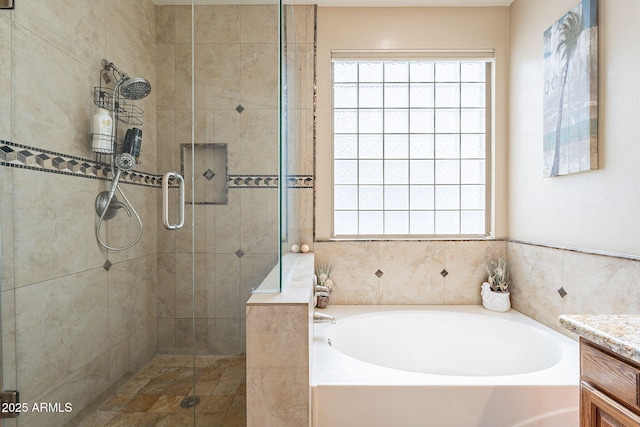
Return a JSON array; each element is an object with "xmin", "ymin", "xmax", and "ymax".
[
  {"xmin": 122, "ymin": 127, "xmax": 143, "ymax": 158},
  {"xmin": 91, "ymin": 108, "xmax": 114, "ymax": 154}
]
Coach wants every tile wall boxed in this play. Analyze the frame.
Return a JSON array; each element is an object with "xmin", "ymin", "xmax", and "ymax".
[
  {"xmin": 314, "ymin": 240, "xmax": 507, "ymax": 305},
  {"xmin": 246, "ymin": 254, "xmax": 314, "ymax": 427},
  {"xmin": 508, "ymin": 241, "xmax": 640, "ymax": 337},
  {"xmin": 0, "ymin": 1, "xmax": 158, "ymax": 426},
  {"xmin": 315, "ymin": 239, "xmax": 640, "ymax": 339},
  {"xmin": 1, "ymin": 3, "xmax": 313, "ymax": 424}
]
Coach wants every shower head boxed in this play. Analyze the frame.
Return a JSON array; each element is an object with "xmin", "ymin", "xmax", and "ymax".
[
  {"xmin": 101, "ymin": 59, "xmax": 152, "ymax": 100},
  {"xmin": 119, "ymin": 76, "xmax": 151, "ymax": 100}
]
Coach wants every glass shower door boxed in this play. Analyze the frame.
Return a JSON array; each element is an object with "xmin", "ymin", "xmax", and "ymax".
[{"xmin": 156, "ymin": 0, "xmax": 284, "ymax": 424}]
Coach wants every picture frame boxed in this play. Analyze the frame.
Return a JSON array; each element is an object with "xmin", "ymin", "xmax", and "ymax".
[{"xmin": 543, "ymin": 0, "xmax": 598, "ymax": 177}]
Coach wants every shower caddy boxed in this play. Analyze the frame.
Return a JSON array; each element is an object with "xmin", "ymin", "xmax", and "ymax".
[
  {"xmin": 90, "ymin": 83, "xmax": 144, "ymax": 157},
  {"xmin": 91, "ymin": 60, "xmax": 148, "ymax": 251}
]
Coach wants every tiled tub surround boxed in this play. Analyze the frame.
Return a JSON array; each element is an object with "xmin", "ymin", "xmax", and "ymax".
[
  {"xmin": 507, "ymin": 241, "xmax": 640, "ymax": 337},
  {"xmin": 314, "ymin": 240, "xmax": 640, "ymax": 339},
  {"xmin": 313, "ymin": 240, "xmax": 508, "ymax": 305}
]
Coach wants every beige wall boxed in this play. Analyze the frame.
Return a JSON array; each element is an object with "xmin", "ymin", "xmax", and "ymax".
[
  {"xmin": 313, "ymin": 6, "xmax": 511, "ymax": 311},
  {"xmin": 507, "ymin": 0, "xmax": 640, "ymax": 334},
  {"xmin": 315, "ymin": 6, "xmax": 510, "ymax": 239},
  {"xmin": 508, "ymin": 0, "xmax": 640, "ymax": 258},
  {"xmin": 0, "ymin": 1, "xmax": 158, "ymax": 425},
  {"xmin": 313, "ymin": 3, "xmax": 640, "ymax": 338}
]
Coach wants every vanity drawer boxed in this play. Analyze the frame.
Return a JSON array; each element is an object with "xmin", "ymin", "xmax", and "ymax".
[{"xmin": 581, "ymin": 340, "xmax": 640, "ymax": 414}]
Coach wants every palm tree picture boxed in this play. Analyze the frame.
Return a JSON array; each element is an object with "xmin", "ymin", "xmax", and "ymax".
[{"xmin": 543, "ymin": 0, "xmax": 598, "ymax": 177}]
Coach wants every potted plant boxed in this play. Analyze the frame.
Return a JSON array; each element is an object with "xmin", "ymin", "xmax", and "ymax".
[
  {"xmin": 315, "ymin": 262, "xmax": 335, "ymax": 309},
  {"xmin": 481, "ymin": 258, "xmax": 511, "ymax": 312}
]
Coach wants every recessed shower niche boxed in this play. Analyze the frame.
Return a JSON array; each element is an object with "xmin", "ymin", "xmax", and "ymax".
[{"xmin": 181, "ymin": 143, "xmax": 228, "ymax": 205}]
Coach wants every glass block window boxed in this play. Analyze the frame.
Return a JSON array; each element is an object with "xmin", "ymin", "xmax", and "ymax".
[{"xmin": 332, "ymin": 57, "xmax": 491, "ymax": 237}]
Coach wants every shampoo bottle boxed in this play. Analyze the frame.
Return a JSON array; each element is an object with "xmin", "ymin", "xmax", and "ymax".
[{"xmin": 91, "ymin": 108, "xmax": 114, "ymax": 153}]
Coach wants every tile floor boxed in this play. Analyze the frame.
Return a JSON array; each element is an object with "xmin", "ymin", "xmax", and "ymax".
[{"xmin": 78, "ymin": 354, "xmax": 246, "ymax": 427}]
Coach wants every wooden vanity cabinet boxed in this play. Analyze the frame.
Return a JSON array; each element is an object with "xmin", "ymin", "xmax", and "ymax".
[{"xmin": 580, "ymin": 339, "xmax": 640, "ymax": 427}]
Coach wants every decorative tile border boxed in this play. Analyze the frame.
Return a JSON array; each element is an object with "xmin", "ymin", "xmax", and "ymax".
[
  {"xmin": 508, "ymin": 239, "xmax": 640, "ymax": 262},
  {"xmin": 0, "ymin": 140, "xmax": 162, "ymax": 187},
  {"xmin": 1, "ymin": 140, "xmax": 314, "ymax": 190},
  {"xmin": 228, "ymin": 174, "xmax": 278, "ymax": 188},
  {"xmin": 287, "ymin": 175, "xmax": 314, "ymax": 189},
  {"xmin": 228, "ymin": 174, "xmax": 314, "ymax": 189}
]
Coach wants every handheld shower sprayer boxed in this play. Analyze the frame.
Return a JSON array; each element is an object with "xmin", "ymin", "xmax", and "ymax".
[
  {"xmin": 95, "ymin": 151, "xmax": 143, "ymax": 251},
  {"xmin": 107, "ymin": 153, "xmax": 136, "ymax": 199}
]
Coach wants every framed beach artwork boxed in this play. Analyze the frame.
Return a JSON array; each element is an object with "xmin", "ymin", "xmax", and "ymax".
[{"xmin": 543, "ymin": 0, "xmax": 598, "ymax": 177}]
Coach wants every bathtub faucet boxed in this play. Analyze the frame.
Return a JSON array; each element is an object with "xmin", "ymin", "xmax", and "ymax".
[{"xmin": 313, "ymin": 311, "xmax": 336, "ymax": 324}]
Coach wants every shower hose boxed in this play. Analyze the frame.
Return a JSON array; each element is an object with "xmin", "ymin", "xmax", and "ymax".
[{"xmin": 95, "ymin": 170, "xmax": 143, "ymax": 251}]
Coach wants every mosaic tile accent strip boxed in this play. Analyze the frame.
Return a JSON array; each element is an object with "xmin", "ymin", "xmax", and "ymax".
[
  {"xmin": 286, "ymin": 175, "xmax": 314, "ymax": 189},
  {"xmin": 0, "ymin": 140, "xmax": 163, "ymax": 188},
  {"xmin": 1, "ymin": 141, "xmax": 314, "ymax": 190},
  {"xmin": 228, "ymin": 174, "xmax": 313, "ymax": 189},
  {"xmin": 228, "ymin": 174, "xmax": 278, "ymax": 188}
]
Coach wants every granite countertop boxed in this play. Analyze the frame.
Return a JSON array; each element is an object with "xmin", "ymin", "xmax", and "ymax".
[{"xmin": 559, "ymin": 314, "xmax": 640, "ymax": 364}]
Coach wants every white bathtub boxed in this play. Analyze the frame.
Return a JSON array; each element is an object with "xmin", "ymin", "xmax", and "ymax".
[{"xmin": 312, "ymin": 305, "xmax": 579, "ymax": 427}]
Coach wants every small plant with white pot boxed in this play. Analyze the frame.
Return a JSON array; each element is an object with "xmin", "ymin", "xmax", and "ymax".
[
  {"xmin": 485, "ymin": 257, "xmax": 510, "ymax": 293},
  {"xmin": 481, "ymin": 257, "xmax": 511, "ymax": 312},
  {"xmin": 315, "ymin": 262, "xmax": 336, "ymax": 308}
]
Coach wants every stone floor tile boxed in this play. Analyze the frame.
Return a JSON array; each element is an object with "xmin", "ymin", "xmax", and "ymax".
[{"xmin": 121, "ymin": 394, "xmax": 160, "ymax": 413}]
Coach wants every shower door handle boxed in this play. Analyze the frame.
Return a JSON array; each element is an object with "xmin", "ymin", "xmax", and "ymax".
[{"xmin": 162, "ymin": 171, "xmax": 185, "ymax": 230}]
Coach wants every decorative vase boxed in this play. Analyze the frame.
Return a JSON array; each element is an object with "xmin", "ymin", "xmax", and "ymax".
[
  {"xmin": 316, "ymin": 294, "xmax": 329, "ymax": 309},
  {"xmin": 480, "ymin": 282, "xmax": 511, "ymax": 312}
]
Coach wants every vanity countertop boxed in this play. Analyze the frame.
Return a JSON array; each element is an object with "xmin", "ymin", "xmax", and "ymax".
[{"xmin": 559, "ymin": 314, "xmax": 640, "ymax": 364}]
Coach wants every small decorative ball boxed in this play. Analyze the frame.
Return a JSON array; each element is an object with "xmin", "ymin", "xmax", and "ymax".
[
  {"xmin": 300, "ymin": 244, "xmax": 310, "ymax": 253},
  {"xmin": 291, "ymin": 244, "xmax": 300, "ymax": 253}
]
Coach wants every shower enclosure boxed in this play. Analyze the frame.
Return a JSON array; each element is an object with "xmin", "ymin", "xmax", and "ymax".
[{"xmin": 0, "ymin": 0, "xmax": 312, "ymax": 425}]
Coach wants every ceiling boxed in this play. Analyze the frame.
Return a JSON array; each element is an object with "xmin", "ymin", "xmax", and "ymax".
[{"xmin": 152, "ymin": 0, "xmax": 514, "ymax": 6}]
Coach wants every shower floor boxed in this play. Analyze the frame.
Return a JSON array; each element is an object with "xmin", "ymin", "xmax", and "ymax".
[{"xmin": 78, "ymin": 354, "xmax": 246, "ymax": 427}]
